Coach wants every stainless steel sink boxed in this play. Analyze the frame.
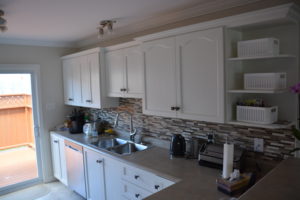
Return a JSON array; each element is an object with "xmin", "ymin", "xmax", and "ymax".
[
  {"xmin": 108, "ymin": 142, "xmax": 148, "ymax": 155},
  {"xmin": 90, "ymin": 138, "xmax": 127, "ymax": 149},
  {"xmin": 89, "ymin": 138, "xmax": 148, "ymax": 155}
]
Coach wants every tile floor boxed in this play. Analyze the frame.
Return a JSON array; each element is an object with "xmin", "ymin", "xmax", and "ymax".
[
  {"xmin": 0, "ymin": 182, "xmax": 84, "ymax": 200},
  {"xmin": 0, "ymin": 146, "xmax": 38, "ymax": 188}
]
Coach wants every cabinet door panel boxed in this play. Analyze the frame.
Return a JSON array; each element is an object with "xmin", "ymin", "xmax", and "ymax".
[
  {"xmin": 51, "ymin": 134, "xmax": 61, "ymax": 180},
  {"xmin": 143, "ymin": 37, "xmax": 177, "ymax": 117},
  {"xmin": 62, "ymin": 59, "xmax": 74, "ymax": 105},
  {"xmin": 88, "ymin": 53, "xmax": 101, "ymax": 108},
  {"xmin": 125, "ymin": 46, "xmax": 143, "ymax": 98},
  {"xmin": 81, "ymin": 56, "xmax": 92, "ymax": 106},
  {"xmin": 106, "ymin": 49, "xmax": 125, "ymax": 97},
  {"xmin": 59, "ymin": 138, "xmax": 68, "ymax": 185},
  {"xmin": 72, "ymin": 57, "xmax": 82, "ymax": 105},
  {"xmin": 84, "ymin": 149, "xmax": 106, "ymax": 200},
  {"xmin": 176, "ymin": 27, "xmax": 224, "ymax": 123}
]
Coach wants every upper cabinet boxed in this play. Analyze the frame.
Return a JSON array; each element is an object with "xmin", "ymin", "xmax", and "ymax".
[
  {"xmin": 142, "ymin": 27, "xmax": 224, "ymax": 123},
  {"xmin": 61, "ymin": 48, "xmax": 118, "ymax": 109},
  {"xmin": 105, "ymin": 42, "xmax": 144, "ymax": 98}
]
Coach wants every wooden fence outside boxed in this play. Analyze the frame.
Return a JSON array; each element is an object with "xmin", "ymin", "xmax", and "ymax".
[{"xmin": 0, "ymin": 94, "xmax": 34, "ymax": 150}]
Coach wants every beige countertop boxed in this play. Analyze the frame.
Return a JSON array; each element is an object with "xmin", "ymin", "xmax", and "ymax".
[
  {"xmin": 52, "ymin": 131, "xmax": 300, "ymax": 200},
  {"xmin": 239, "ymin": 157, "xmax": 300, "ymax": 200}
]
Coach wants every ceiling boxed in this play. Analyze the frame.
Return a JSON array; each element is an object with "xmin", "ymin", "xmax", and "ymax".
[{"xmin": 0, "ymin": 0, "xmax": 289, "ymax": 47}]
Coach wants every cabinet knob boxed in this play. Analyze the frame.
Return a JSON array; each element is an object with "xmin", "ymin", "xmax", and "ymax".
[
  {"xmin": 171, "ymin": 106, "xmax": 175, "ymax": 111},
  {"xmin": 135, "ymin": 193, "xmax": 140, "ymax": 198},
  {"xmin": 86, "ymin": 100, "xmax": 92, "ymax": 103},
  {"xmin": 175, "ymin": 107, "xmax": 180, "ymax": 111},
  {"xmin": 154, "ymin": 185, "xmax": 160, "ymax": 190},
  {"xmin": 134, "ymin": 175, "xmax": 139, "ymax": 179},
  {"xmin": 120, "ymin": 88, "xmax": 127, "ymax": 92},
  {"xmin": 68, "ymin": 98, "xmax": 73, "ymax": 101},
  {"xmin": 96, "ymin": 160, "xmax": 102, "ymax": 164},
  {"xmin": 54, "ymin": 140, "xmax": 59, "ymax": 143}
]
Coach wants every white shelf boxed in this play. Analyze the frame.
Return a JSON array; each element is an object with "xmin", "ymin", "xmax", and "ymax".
[
  {"xmin": 227, "ymin": 89, "xmax": 288, "ymax": 94},
  {"xmin": 227, "ymin": 120, "xmax": 293, "ymax": 129},
  {"xmin": 228, "ymin": 54, "xmax": 295, "ymax": 61}
]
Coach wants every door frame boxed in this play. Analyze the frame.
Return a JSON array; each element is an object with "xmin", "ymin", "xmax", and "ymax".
[{"xmin": 0, "ymin": 64, "xmax": 44, "ymax": 195}]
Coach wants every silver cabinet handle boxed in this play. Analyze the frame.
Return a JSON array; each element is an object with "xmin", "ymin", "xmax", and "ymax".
[
  {"xmin": 68, "ymin": 98, "xmax": 73, "ymax": 101},
  {"xmin": 85, "ymin": 100, "xmax": 92, "ymax": 103}
]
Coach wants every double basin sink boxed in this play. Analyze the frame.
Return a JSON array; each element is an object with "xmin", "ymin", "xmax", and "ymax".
[{"xmin": 89, "ymin": 138, "xmax": 148, "ymax": 155}]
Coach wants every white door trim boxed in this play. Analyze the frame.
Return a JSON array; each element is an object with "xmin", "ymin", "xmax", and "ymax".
[{"xmin": 0, "ymin": 64, "xmax": 44, "ymax": 195}]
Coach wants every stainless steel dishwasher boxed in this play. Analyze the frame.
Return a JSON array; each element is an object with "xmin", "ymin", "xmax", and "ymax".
[{"xmin": 64, "ymin": 140, "xmax": 86, "ymax": 198}]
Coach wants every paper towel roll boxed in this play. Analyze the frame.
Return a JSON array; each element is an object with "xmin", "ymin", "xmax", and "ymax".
[{"xmin": 222, "ymin": 143, "xmax": 234, "ymax": 179}]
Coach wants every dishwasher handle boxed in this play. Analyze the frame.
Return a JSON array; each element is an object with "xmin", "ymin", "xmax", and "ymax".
[
  {"xmin": 65, "ymin": 144, "xmax": 81, "ymax": 152},
  {"xmin": 65, "ymin": 140, "xmax": 83, "ymax": 153}
]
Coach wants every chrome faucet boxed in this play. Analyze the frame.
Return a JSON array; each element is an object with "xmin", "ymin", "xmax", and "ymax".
[{"xmin": 114, "ymin": 112, "xmax": 137, "ymax": 142}]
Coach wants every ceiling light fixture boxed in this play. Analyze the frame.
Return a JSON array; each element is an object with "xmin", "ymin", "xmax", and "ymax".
[
  {"xmin": 97, "ymin": 20, "xmax": 116, "ymax": 39},
  {"xmin": 0, "ymin": 10, "xmax": 7, "ymax": 32}
]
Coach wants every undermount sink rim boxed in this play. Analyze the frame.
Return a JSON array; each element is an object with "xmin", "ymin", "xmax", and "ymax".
[{"xmin": 88, "ymin": 137, "xmax": 148, "ymax": 155}]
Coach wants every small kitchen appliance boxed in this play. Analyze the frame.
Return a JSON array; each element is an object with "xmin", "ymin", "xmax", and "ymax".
[
  {"xmin": 170, "ymin": 134, "xmax": 186, "ymax": 157},
  {"xmin": 198, "ymin": 143, "xmax": 244, "ymax": 170},
  {"xmin": 69, "ymin": 109, "xmax": 85, "ymax": 134}
]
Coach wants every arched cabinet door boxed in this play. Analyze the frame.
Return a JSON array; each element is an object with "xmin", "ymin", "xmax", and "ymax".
[
  {"xmin": 142, "ymin": 37, "xmax": 177, "ymax": 118},
  {"xmin": 176, "ymin": 27, "xmax": 224, "ymax": 123}
]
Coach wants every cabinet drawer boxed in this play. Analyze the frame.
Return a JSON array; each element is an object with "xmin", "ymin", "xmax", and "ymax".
[
  {"xmin": 121, "ymin": 180, "xmax": 152, "ymax": 200},
  {"xmin": 122, "ymin": 164, "xmax": 174, "ymax": 193}
]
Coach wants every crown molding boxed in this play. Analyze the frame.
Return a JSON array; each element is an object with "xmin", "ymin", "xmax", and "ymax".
[
  {"xmin": 75, "ymin": 0, "xmax": 263, "ymax": 47},
  {"xmin": 0, "ymin": 37, "xmax": 75, "ymax": 48}
]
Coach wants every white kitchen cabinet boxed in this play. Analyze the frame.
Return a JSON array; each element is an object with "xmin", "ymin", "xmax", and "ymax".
[
  {"xmin": 142, "ymin": 27, "xmax": 224, "ymax": 123},
  {"xmin": 176, "ymin": 27, "xmax": 224, "ymax": 123},
  {"xmin": 106, "ymin": 49, "xmax": 125, "ymax": 97},
  {"xmin": 142, "ymin": 37, "xmax": 177, "ymax": 118},
  {"xmin": 105, "ymin": 42, "xmax": 143, "ymax": 98},
  {"xmin": 84, "ymin": 148, "xmax": 106, "ymax": 200},
  {"xmin": 61, "ymin": 48, "xmax": 118, "ymax": 109},
  {"xmin": 50, "ymin": 133, "xmax": 68, "ymax": 185},
  {"xmin": 81, "ymin": 53, "xmax": 101, "ymax": 108}
]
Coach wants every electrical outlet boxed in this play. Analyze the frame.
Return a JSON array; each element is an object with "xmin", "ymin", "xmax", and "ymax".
[{"xmin": 254, "ymin": 138, "xmax": 264, "ymax": 152}]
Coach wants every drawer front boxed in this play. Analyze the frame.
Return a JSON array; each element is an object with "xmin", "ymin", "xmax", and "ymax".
[
  {"xmin": 122, "ymin": 164, "xmax": 174, "ymax": 193},
  {"xmin": 121, "ymin": 180, "xmax": 152, "ymax": 200}
]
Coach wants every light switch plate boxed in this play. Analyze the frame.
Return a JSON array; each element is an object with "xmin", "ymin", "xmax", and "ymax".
[{"xmin": 254, "ymin": 138, "xmax": 264, "ymax": 152}]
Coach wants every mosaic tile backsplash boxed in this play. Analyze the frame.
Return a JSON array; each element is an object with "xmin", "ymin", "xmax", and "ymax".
[{"xmin": 89, "ymin": 98, "xmax": 295, "ymax": 161}]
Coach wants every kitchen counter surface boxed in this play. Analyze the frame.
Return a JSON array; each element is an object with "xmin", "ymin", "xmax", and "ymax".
[
  {"xmin": 52, "ymin": 131, "xmax": 300, "ymax": 200},
  {"xmin": 239, "ymin": 157, "xmax": 300, "ymax": 200},
  {"xmin": 52, "ymin": 131, "xmax": 228, "ymax": 200}
]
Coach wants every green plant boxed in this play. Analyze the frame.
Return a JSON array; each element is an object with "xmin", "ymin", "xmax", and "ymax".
[{"xmin": 290, "ymin": 126, "xmax": 300, "ymax": 153}]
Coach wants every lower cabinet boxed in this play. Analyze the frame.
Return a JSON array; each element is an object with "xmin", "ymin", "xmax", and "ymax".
[
  {"xmin": 84, "ymin": 148, "xmax": 106, "ymax": 200},
  {"xmin": 50, "ymin": 133, "xmax": 68, "ymax": 185},
  {"xmin": 51, "ymin": 135, "xmax": 175, "ymax": 200}
]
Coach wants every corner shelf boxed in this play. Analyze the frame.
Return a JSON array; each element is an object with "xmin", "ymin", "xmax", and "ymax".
[
  {"xmin": 228, "ymin": 54, "xmax": 295, "ymax": 61},
  {"xmin": 227, "ymin": 120, "xmax": 293, "ymax": 129},
  {"xmin": 227, "ymin": 89, "xmax": 288, "ymax": 94}
]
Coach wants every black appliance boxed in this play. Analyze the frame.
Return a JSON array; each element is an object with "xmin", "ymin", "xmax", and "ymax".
[
  {"xmin": 69, "ymin": 109, "xmax": 85, "ymax": 134},
  {"xmin": 170, "ymin": 134, "xmax": 186, "ymax": 156}
]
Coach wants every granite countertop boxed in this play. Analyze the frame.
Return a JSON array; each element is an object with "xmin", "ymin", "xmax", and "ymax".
[{"xmin": 52, "ymin": 131, "xmax": 300, "ymax": 200}]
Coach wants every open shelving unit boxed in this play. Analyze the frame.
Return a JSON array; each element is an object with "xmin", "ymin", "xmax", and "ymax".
[{"xmin": 225, "ymin": 9, "xmax": 300, "ymax": 129}]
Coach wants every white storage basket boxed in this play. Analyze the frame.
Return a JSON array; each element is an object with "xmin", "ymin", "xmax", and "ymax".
[
  {"xmin": 244, "ymin": 73, "xmax": 286, "ymax": 90},
  {"xmin": 237, "ymin": 106, "xmax": 278, "ymax": 124},
  {"xmin": 237, "ymin": 38, "xmax": 279, "ymax": 58}
]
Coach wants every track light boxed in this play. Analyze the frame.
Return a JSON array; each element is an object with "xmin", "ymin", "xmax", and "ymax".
[
  {"xmin": 0, "ymin": 9, "xmax": 7, "ymax": 32},
  {"xmin": 97, "ymin": 20, "xmax": 116, "ymax": 39}
]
